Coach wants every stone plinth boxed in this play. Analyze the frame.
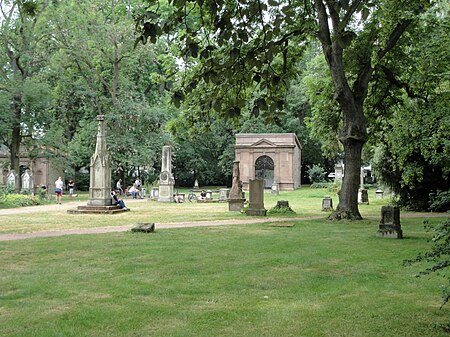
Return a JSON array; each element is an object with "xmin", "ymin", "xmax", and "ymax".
[
  {"xmin": 245, "ymin": 179, "xmax": 267, "ymax": 216},
  {"xmin": 67, "ymin": 205, "xmax": 128, "ymax": 214},
  {"xmin": 228, "ymin": 198, "xmax": 245, "ymax": 211},
  {"xmin": 131, "ymin": 223, "xmax": 155, "ymax": 233},
  {"xmin": 322, "ymin": 196, "xmax": 333, "ymax": 211},
  {"xmin": 377, "ymin": 205, "xmax": 403, "ymax": 239}
]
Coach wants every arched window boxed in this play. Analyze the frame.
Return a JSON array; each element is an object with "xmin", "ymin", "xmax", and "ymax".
[{"xmin": 255, "ymin": 155, "xmax": 274, "ymax": 188}]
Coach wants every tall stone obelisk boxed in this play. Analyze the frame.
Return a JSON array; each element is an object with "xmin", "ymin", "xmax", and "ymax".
[
  {"xmin": 158, "ymin": 145, "xmax": 175, "ymax": 202},
  {"xmin": 88, "ymin": 115, "xmax": 112, "ymax": 206}
]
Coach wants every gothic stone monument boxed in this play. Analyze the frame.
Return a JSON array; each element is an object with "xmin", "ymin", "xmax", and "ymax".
[
  {"xmin": 68, "ymin": 115, "xmax": 127, "ymax": 214},
  {"xmin": 158, "ymin": 145, "xmax": 175, "ymax": 202},
  {"xmin": 245, "ymin": 179, "xmax": 267, "ymax": 216},
  {"xmin": 228, "ymin": 161, "xmax": 245, "ymax": 212},
  {"xmin": 377, "ymin": 205, "xmax": 403, "ymax": 239}
]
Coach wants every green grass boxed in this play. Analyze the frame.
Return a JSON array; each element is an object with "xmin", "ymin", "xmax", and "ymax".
[
  {"xmin": 0, "ymin": 217, "xmax": 449, "ymax": 336},
  {"xmin": 0, "ymin": 186, "xmax": 415, "ymax": 234}
]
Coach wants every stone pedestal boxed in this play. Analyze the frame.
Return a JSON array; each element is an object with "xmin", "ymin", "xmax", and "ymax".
[
  {"xmin": 322, "ymin": 196, "xmax": 333, "ymax": 211},
  {"xmin": 377, "ymin": 206, "xmax": 403, "ymax": 239},
  {"xmin": 229, "ymin": 198, "xmax": 245, "ymax": 212},
  {"xmin": 245, "ymin": 179, "xmax": 267, "ymax": 216}
]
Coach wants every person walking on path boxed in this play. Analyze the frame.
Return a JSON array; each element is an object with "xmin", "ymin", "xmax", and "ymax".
[{"xmin": 55, "ymin": 177, "xmax": 64, "ymax": 204}]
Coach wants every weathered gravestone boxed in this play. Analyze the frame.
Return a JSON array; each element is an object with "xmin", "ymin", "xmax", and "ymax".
[
  {"xmin": 158, "ymin": 145, "xmax": 175, "ymax": 202},
  {"xmin": 245, "ymin": 179, "xmax": 267, "ymax": 216},
  {"xmin": 7, "ymin": 170, "xmax": 17, "ymax": 190},
  {"xmin": 131, "ymin": 223, "xmax": 155, "ymax": 233},
  {"xmin": 358, "ymin": 168, "xmax": 369, "ymax": 204},
  {"xmin": 377, "ymin": 205, "xmax": 403, "ymax": 239},
  {"xmin": 219, "ymin": 188, "xmax": 230, "ymax": 202},
  {"xmin": 228, "ymin": 161, "xmax": 246, "ymax": 212},
  {"xmin": 21, "ymin": 169, "xmax": 33, "ymax": 194},
  {"xmin": 322, "ymin": 196, "xmax": 333, "ymax": 211}
]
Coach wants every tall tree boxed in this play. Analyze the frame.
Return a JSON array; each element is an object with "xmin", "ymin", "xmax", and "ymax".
[
  {"xmin": 0, "ymin": 0, "xmax": 51, "ymax": 191},
  {"xmin": 136, "ymin": 0, "xmax": 430, "ymax": 219}
]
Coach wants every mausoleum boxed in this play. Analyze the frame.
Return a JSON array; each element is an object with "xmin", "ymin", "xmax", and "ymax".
[{"xmin": 234, "ymin": 133, "xmax": 301, "ymax": 191}]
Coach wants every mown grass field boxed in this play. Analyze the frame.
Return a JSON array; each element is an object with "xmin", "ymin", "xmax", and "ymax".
[{"xmin": 0, "ymin": 187, "xmax": 448, "ymax": 336}]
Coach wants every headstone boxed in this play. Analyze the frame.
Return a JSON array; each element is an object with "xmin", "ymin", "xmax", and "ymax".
[
  {"xmin": 219, "ymin": 188, "xmax": 230, "ymax": 201},
  {"xmin": 131, "ymin": 223, "xmax": 155, "ymax": 233},
  {"xmin": 377, "ymin": 206, "xmax": 403, "ymax": 239},
  {"xmin": 375, "ymin": 189, "xmax": 384, "ymax": 199},
  {"xmin": 68, "ymin": 115, "xmax": 127, "ymax": 214},
  {"xmin": 7, "ymin": 170, "xmax": 17, "ymax": 190},
  {"xmin": 158, "ymin": 145, "xmax": 175, "ymax": 202},
  {"xmin": 21, "ymin": 169, "xmax": 33, "ymax": 193},
  {"xmin": 150, "ymin": 187, "xmax": 159, "ymax": 200},
  {"xmin": 245, "ymin": 179, "xmax": 267, "ymax": 216},
  {"xmin": 206, "ymin": 190, "xmax": 213, "ymax": 200},
  {"xmin": 271, "ymin": 183, "xmax": 279, "ymax": 195},
  {"xmin": 194, "ymin": 179, "xmax": 199, "ymax": 189},
  {"xmin": 358, "ymin": 189, "xmax": 369, "ymax": 204},
  {"xmin": 335, "ymin": 163, "xmax": 344, "ymax": 182},
  {"xmin": 228, "ymin": 161, "xmax": 245, "ymax": 212},
  {"xmin": 358, "ymin": 168, "xmax": 369, "ymax": 204},
  {"xmin": 322, "ymin": 196, "xmax": 333, "ymax": 211}
]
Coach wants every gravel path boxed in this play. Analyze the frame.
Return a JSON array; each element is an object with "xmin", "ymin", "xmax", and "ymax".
[{"xmin": 0, "ymin": 201, "xmax": 447, "ymax": 242}]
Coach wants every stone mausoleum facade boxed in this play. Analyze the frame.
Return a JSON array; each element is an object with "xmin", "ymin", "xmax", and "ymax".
[{"xmin": 235, "ymin": 133, "xmax": 301, "ymax": 191}]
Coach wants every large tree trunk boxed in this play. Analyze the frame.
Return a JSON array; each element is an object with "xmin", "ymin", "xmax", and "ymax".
[{"xmin": 10, "ymin": 95, "xmax": 22, "ymax": 193}]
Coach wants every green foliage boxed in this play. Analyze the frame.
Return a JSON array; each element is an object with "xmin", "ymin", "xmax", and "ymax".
[
  {"xmin": 429, "ymin": 191, "xmax": 450, "ymax": 213},
  {"xmin": 0, "ymin": 194, "xmax": 41, "ymax": 208},
  {"xmin": 307, "ymin": 164, "xmax": 326, "ymax": 184},
  {"xmin": 309, "ymin": 182, "xmax": 332, "ymax": 189},
  {"xmin": 404, "ymin": 218, "xmax": 450, "ymax": 330},
  {"xmin": 267, "ymin": 202, "xmax": 296, "ymax": 215}
]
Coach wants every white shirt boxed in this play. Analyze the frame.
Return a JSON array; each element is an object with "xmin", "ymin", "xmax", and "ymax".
[{"xmin": 55, "ymin": 179, "xmax": 64, "ymax": 189}]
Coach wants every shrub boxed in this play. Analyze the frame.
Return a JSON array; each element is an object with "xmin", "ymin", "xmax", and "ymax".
[
  {"xmin": 307, "ymin": 165, "xmax": 326, "ymax": 184},
  {"xmin": 429, "ymin": 190, "xmax": 450, "ymax": 212},
  {"xmin": 0, "ymin": 194, "xmax": 42, "ymax": 208},
  {"xmin": 267, "ymin": 201, "xmax": 296, "ymax": 215},
  {"xmin": 310, "ymin": 182, "xmax": 331, "ymax": 189}
]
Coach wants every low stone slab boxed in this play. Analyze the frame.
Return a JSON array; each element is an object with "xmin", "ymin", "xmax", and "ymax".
[
  {"xmin": 67, "ymin": 205, "xmax": 129, "ymax": 214},
  {"xmin": 131, "ymin": 223, "xmax": 155, "ymax": 233}
]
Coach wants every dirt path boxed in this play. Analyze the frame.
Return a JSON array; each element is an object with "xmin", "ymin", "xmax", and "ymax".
[{"xmin": 0, "ymin": 202, "xmax": 447, "ymax": 242}]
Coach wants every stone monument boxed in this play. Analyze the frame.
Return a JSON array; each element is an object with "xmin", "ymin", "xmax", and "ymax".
[
  {"xmin": 68, "ymin": 115, "xmax": 127, "ymax": 214},
  {"xmin": 377, "ymin": 205, "xmax": 403, "ymax": 239},
  {"xmin": 7, "ymin": 170, "xmax": 17, "ymax": 191},
  {"xmin": 21, "ymin": 169, "xmax": 33, "ymax": 194},
  {"xmin": 245, "ymin": 179, "xmax": 267, "ymax": 216},
  {"xmin": 158, "ymin": 145, "xmax": 175, "ymax": 202},
  {"xmin": 322, "ymin": 196, "xmax": 333, "ymax": 211},
  {"xmin": 228, "ymin": 161, "xmax": 246, "ymax": 211},
  {"xmin": 358, "ymin": 168, "xmax": 369, "ymax": 204}
]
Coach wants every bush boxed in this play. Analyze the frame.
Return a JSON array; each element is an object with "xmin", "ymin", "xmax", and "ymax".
[
  {"xmin": 310, "ymin": 182, "xmax": 331, "ymax": 189},
  {"xmin": 0, "ymin": 194, "xmax": 42, "ymax": 208},
  {"xmin": 307, "ymin": 165, "xmax": 326, "ymax": 184},
  {"xmin": 429, "ymin": 190, "xmax": 450, "ymax": 212}
]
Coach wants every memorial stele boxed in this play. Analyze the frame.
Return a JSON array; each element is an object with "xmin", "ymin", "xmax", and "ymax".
[{"xmin": 158, "ymin": 145, "xmax": 175, "ymax": 202}]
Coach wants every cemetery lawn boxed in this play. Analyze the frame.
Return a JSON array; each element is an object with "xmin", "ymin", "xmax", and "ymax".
[
  {"xmin": 1, "ymin": 216, "xmax": 449, "ymax": 337},
  {"xmin": 0, "ymin": 187, "xmax": 420, "ymax": 234}
]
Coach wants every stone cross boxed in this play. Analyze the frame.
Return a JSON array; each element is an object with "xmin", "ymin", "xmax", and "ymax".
[{"xmin": 87, "ymin": 115, "xmax": 112, "ymax": 206}]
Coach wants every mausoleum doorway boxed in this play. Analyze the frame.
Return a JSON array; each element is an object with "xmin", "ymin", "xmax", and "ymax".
[{"xmin": 255, "ymin": 155, "xmax": 274, "ymax": 188}]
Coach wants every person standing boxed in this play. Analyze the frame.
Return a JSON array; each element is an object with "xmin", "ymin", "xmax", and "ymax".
[
  {"xmin": 68, "ymin": 178, "xmax": 75, "ymax": 197},
  {"xmin": 116, "ymin": 179, "xmax": 124, "ymax": 195},
  {"xmin": 55, "ymin": 177, "xmax": 64, "ymax": 204}
]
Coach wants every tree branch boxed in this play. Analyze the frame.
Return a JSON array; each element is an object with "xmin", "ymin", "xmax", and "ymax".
[{"xmin": 378, "ymin": 20, "xmax": 411, "ymax": 60}]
